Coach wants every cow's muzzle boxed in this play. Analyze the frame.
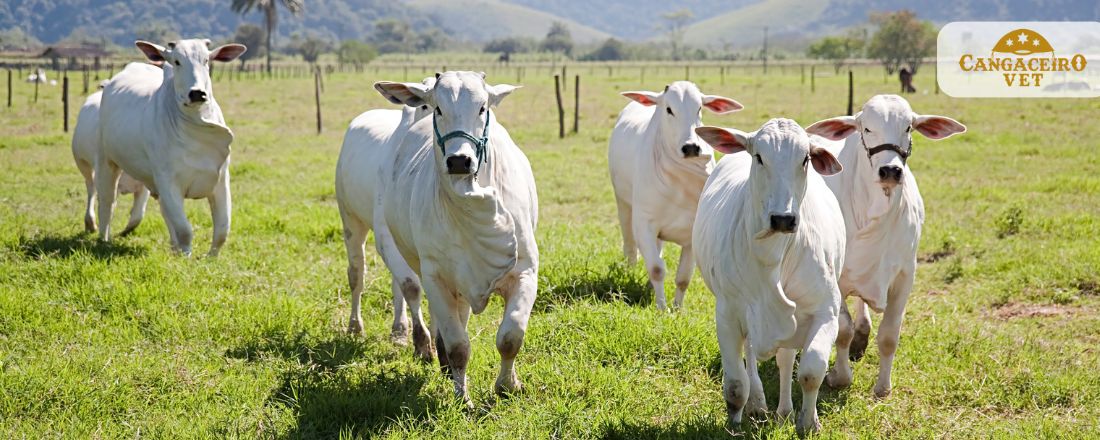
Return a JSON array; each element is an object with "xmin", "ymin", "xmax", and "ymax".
[
  {"xmin": 769, "ymin": 214, "xmax": 798, "ymax": 233},
  {"xmin": 446, "ymin": 154, "xmax": 474, "ymax": 175},
  {"xmin": 681, "ymin": 143, "xmax": 702, "ymax": 158},
  {"xmin": 878, "ymin": 165, "xmax": 903, "ymax": 184}
]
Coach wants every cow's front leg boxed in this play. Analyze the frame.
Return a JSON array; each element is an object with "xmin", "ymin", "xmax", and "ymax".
[
  {"xmin": 93, "ymin": 160, "xmax": 122, "ymax": 242},
  {"xmin": 744, "ymin": 338, "xmax": 768, "ymax": 419},
  {"xmin": 826, "ymin": 299, "xmax": 855, "ymax": 389},
  {"xmin": 671, "ymin": 244, "xmax": 694, "ymax": 309},
  {"xmin": 776, "ymin": 347, "xmax": 796, "ymax": 419},
  {"xmin": 157, "ymin": 184, "xmax": 193, "ymax": 256},
  {"xmin": 206, "ymin": 170, "xmax": 231, "ymax": 257},
  {"xmin": 716, "ymin": 299, "xmax": 749, "ymax": 427},
  {"xmin": 795, "ymin": 308, "xmax": 840, "ymax": 436},
  {"xmin": 423, "ymin": 271, "xmax": 473, "ymax": 407},
  {"xmin": 874, "ymin": 271, "xmax": 914, "ymax": 399},
  {"xmin": 495, "ymin": 267, "xmax": 536, "ymax": 396},
  {"xmin": 632, "ymin": 218, "xmax": 667, "ymax": 310}
]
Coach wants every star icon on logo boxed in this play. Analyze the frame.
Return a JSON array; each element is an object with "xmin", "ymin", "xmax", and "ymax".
[{"xmin": 1017, "ymin": 32, "xmax": 1029, "ymax": 44}]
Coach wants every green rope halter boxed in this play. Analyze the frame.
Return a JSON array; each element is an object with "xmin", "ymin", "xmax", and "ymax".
[{"xmin": 433, "ymin": 110, "xmax": 491, "ymax": 175}]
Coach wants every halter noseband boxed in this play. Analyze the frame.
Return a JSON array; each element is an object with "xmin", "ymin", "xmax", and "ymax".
[{"xmin": 433, "ymin": 110, "xmax": 491, "ymax": 175}]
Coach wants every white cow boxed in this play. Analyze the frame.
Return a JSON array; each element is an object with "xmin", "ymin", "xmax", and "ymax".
[
  {"xmin": 26, "ymin": 68, "xmax": 47, "ymax": 84},
  {"xmin": 693, "ymin": 119, "xmax": 845, "ymax": 435},
  {"xmin": 72, "ymin": 89, "xmax": 150, "ymax": 235},
  {"xmin": 374, "ymin": 71, "xmax": 537, "ymax": 403},
  {"xmin": 97, "ymin": 39, "xmax": 246, "ymax": 256},
  {"xmin": 335, "ymin": 76, "xmax": 434, "ymax": 358},
  {"xmin": 806, "ymin": 95, "xmax": 966, "ymax": 397},
  {"xmin": 608, "ymin": 81, "xmax": 742, "ymax": 310}
]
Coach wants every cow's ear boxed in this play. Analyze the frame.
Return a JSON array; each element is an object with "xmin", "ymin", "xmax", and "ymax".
[
  {"xmin": 621, "ymin": 90, "xmax": 660, "ymax": 106},
  {"xmin": 806, "ymin": 116, "xmax": 858, "ymax": 141},
  {"xmin": 702, "ymin": 95, "xmax": 743, "ymax": 114},
  {"xmin": 488, "ymin": 84, "xmax": 520, "ymax": 107},
  {"xmin": 135, "ymin": 40, "xmax": 166, "ymax": 65},
  {"xmin": 809, "ymin": 144, "xmax": 843, "ymax": 176},
  {"xmin": 912, "ymin": 114, "xmax": 966, "ymax": 140},
  {"xmin": 695, "ymin": 126, "xmax": 751, "ymax": 154},
  {"xmin": 374, "ymin": 81, "xmax": 431, "ymax": 107},
  {"xmin": 211, "ymin": 44, "xmax": 247, "ymax": 63}
]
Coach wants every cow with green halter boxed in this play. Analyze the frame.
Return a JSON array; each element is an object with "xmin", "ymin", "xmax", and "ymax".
[{"xmin": 374, "ymin": 71, "xmax": 537, "ymax": 404}]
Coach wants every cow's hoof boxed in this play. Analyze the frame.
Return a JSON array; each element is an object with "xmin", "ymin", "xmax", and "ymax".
[
  {"xmin": 745, "ymin": 395, "xmax": 767, "ymax": 420},
  {"xmin": 825, "ymin": 367, "xmax": 852, "ymax": 389},
  {"xmin": 795, "ymin": 412, "xmax": 821, "ymax": 438},
  {"xmin": 347, "ymin": 320, "xmax": 363, "ymax": 335},
  {"xmin": 849, "ymin": 328, "xmax": 870, "ymax": 361},
  {"xmin": 776, "ymin": 404, "xmax": 793, "ymax": 421},
  {"xmin": 390, "ymin": 322, "xmax": 410, "ymax": 346},
  {"xmin": 494, "ymin": 375, "xmax": 523, "ymax": 397},
  {"xmin": 119, "ymin": 225, "xmax": 138, "ymax": 237},
  {"xmin": 873, "ymin": 384, "xmax": 892, "ymax": 399}
]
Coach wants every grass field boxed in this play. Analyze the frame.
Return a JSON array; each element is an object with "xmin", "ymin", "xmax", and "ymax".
[{"xmin": 1, "ymin": 62, "xmax": 1099, "ymax": 439}]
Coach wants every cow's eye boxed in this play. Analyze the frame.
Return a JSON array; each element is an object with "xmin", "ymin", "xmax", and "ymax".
[
  {"xmin": 666, "ymin": 107, "xmax": 674, "ymax": 116},
  {"xmin": 863, "ymin": 127, "xmax": 871, "ymax": 133},
  {"xmin": 479, "ymin": 106, "xmax": 485, "ymax": 115},
  {"xmin": 421, "ymin": 105, "xmax": 428, "ymax": 111},
  {"xmin": 803, "ymin": 155, "xmax": 810, "ymax": 167},
  {"xmin": 906, "ymin": 125, "xmax": 912, "ymax": 133},
  {"xmin": 436, "ymin": 108, "xmax": 442, "ymax": 116},
  {"xmin": 173, "ymin": 60, "xmax": 180, "ymax": 66},
  {"xmin": 754, "ymin": 154, "xmax": 763, "ymax": 165}
]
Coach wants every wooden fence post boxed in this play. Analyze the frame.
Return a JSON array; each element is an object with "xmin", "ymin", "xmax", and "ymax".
[
  {"xmin": 846, "ymin": 69, "xmax": 854, "ymax": 116},
  {"xmin": 7, "ymin": 69, "xmax": 11, "ymax": 108},
  {"xmin": 685, "ymin": 65, "xmax": 690, "ymax": 80},
  {"xmin": 314, "ymin": 67, "xmax": 323, "ymax": 134},
  {"xmin": 810, "ymin": 66, "xmax": 815, "ymax": 93},
  {"xmin": 573, "ymin": 75, "xmax": 579, "ymax": 134},
  {"xmin": 554, "ymin": 74, "xmax": 564, "ymax": 139},
  {"xmin": 63, "ymin": 76, "xmax": 70, "ymax": 132},
  {"xmin": 34, "ymin": 73, "xmax": 39, "ymax": 103},
  {"xmin": 720, "ymin": 66, "xmax": 725, "ymax": 85},
  {"xmin": 83, "ymin": 66, "xmax": 89, "ymax": 94}
]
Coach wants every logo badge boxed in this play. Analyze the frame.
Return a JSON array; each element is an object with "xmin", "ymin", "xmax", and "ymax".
[{"xmin": 938, "ymin": 22, "xmax": 1099, "ymax": 98}]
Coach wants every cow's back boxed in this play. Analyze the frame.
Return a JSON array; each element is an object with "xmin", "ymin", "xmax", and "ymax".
[
  {"xmin": 336, "ymin": 109, "xmax": 404, "ymax": 225},
  {"xmin": 608, "ymin": 102, "xmax": 655, "ymax": 204}
]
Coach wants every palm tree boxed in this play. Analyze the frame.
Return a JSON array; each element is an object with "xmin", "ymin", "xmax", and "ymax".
[{"xmin": 231, "ymin": 0, "xmax": 304, "ymax": 74}]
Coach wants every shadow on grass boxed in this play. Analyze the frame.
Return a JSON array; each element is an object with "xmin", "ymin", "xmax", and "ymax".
[
  {"xmin": 227, "ymin": 330, "xmax": 440, "ymax": 438},
  {"xmin": 13, "ymin": 232, "xmax": 146, "ymax": 259},
  {"xmin": 600, "ymin": 416, "xmax": 790, "ymax": 439},
  {"xmin": 536, "ymin": 261, "xmax": 652, "ymax": 312}
]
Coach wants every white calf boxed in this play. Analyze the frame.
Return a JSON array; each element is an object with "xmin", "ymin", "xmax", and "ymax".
[
  {"xmin": 98, "ymin": 39, "xmax": 245, "ymax": 256},
  {"xmin": 694, "ymin": 119, "xmax": 845, "ymax": 435},
  {"xmin": 806, "ymin": 94, "xmax": 966, "ymax": 397},
  {"xmin": 72, "ymin": 90, "xmax": 150, "ymax": 236},
  {"xmin": 608, "ymin": 81, "xmax": 742, "ymax": 309}
]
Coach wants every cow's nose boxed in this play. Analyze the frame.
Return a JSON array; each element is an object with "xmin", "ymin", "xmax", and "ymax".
[
  {"xmin": 878, "ymin": 165, "xmax": 903, "ymax": 183},
  {"xmin": 681, "ymin": 143, "xmax": 701, "ymax": 158},
  {"xmin": 188, "ymin": 89, "xmax": 207, "ymax": 103},
  {"xmin": 445, "ymin": 154, "xmax": 474, "ymax": 175},
  {"xmin": 769, "ymin": 214, "xmax": 798, "ymax": 233}
]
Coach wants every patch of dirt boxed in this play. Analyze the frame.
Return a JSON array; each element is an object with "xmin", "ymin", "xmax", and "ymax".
[
  {"xmin": 918, "ymin": 250, "xmax": 954, "ymax": 263},
  {"xmin": 926, "ymin": 289, "xmax": 949, "ymax": 296},
  {"xmin": 992, "ymin": 302, "xmax": 1076, "ymax": 320},
  {"xmin": 1075, "ymin": 280, "xmax": 1099, "ymax": 296}
]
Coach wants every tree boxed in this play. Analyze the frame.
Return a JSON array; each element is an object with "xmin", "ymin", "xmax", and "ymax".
[
  {"xmin": 133, "ymin": 22, "xmax": 180, "ymax": 45},
  {"xmin": 231, "ymin": 0, "xmax": 304, "ymax": 74},
  {"xmin": 581, "ymin": 38, "xmax": 626, "ymax": 61},
  {"xmin": 338, "ymin": 40, "xmax": 377, "ymax": 65},
  {"xmin": 0, "ymin": 27, "xmax": 42, "ymax": 51},
  {"xmin": 232, "ymin": 24, "xmax": 265, "ymax": 70},
  {"xmin": 867, "ymin": 10, "xmax": 936, "ymax": 74},
  {"xmin": 661, "ymin": 9, "xmax": 693, "ymax": 61},
  {"xmin": 291, "ymin": 34, "xmax": 327, "ymax": 64},
  {"xmin": 483, "ymin": 37, "xmax": 533, "ymax": 54},
  {"xmin": 414, "ymin": 28, "xmax": 447, "ymax": 53},
  {"xmin": 371, "ymin": 19, "xmax": 414, "ymax": 54},
  {"xmin": 541, "ymin": 21, "xmax": 573, "ymax": 56},
  {"xmin": 807, "ymin": 30, "xmax": 865, "ymax": 73}
]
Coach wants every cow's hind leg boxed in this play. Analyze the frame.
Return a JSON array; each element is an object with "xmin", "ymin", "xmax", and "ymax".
[
  {"xmin": 77, "ymin": 159, "xmax": 97, "ymax": 233},
  {"xmin": 94, "ymin": 160, "xmax": 122, "ymax": 242},
  {"xmin": 339, "ymin": 209, "xmax": 368, "ymax": 335},
  {"xmin": 849, "ymin": 298, "xmax": 872, "ymax": 361},
  {"xmin": 615, "ymin": 197, "xmax": 637, "ymax": 265},
  {"xmin": 120, "ymin": 185, "xmax": 149, "ymax": 236},
  {"xmin": 671, "ymin": 244, "xmax": 694, "ymax": 309},
  {"xmin": 495, "ymin": 268, "xmax": 537, "ymax": 396}
]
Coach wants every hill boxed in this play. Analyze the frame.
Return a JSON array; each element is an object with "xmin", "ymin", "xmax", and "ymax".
[
  {"xmin": 406, "ymin": 0, "xmax": 610, "ymax": 43},
  {"xmin": 503, "ymin": 0, "xmax": 753, "ymax": 41},
  {"xmin": 682, "ymin": 0, "xmax": 1100, "ymax": 49}
]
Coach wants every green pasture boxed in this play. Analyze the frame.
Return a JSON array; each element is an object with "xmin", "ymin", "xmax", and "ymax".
[{"xmin": 1, "ymin": 62, "xmax": 1098, "ymax": 438}]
